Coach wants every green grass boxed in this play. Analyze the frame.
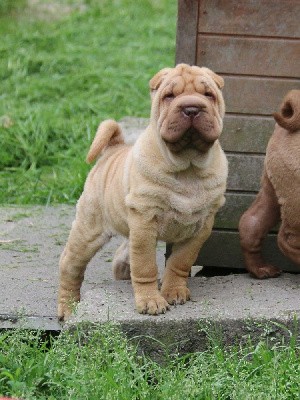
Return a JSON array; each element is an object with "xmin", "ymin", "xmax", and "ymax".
[
  {"xmin": 0, "ymin": 0, "xmax": 26, "ymax": 15},
  {"xmin": 1, "ymin": 324, "xmax": 300, "ymax": 400},
  {"xmin": 0, "ymin": 0, "xmax": 176, "ymax": 204}
]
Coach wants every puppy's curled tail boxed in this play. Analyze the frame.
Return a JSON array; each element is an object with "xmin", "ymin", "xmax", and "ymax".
[
  {"xmin": 273, "ymin": 89, "xmax": 300, "ymax": 132},
  {"xmin": 86, "ymin": 119, "xmax": 124, "ymax": 163}
]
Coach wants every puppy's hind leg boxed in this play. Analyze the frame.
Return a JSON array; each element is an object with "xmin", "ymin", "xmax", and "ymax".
[
  {"xmin": 239, "ymin": 171, "xmax": 281, "ymax": 278},
  {"xmin": 58, "ymin": 195, "xmax": 110, "ymax": 321},
  {"xmin": 113, "ymin": 239, "xmax": 131, "ymax": 280}
]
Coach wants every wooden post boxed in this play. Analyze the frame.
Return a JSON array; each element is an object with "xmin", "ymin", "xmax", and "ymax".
[{"xmin": 175, "ymin": 0, "xmax": 199, "ymax": 65}]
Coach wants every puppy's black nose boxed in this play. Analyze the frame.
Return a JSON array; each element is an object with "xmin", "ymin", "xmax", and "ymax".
[{"xmin": 182, "ymin": 106, "xmax": 201, "ymax": 117}]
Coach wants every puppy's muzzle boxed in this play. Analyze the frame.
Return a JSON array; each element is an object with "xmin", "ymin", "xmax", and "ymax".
[
  {"xmin": 162, "ymin": 98, "xmax": 218, "ymax": 152},
  {"xmin": 181, "ymin": 105, "xmax": 204, "ymax": 118}
]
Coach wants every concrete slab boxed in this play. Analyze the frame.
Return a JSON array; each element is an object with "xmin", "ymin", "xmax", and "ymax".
[
  {"xmin": 1, "ymin": 204, "xmax": 300, "ymax": 357},
  {"xmin": 0, "ymin": 205, "xmax": 166, "ymax": 330},
  {"xmin": 67, "ymin": 274, "xmax": 300, "ymax": 358}
]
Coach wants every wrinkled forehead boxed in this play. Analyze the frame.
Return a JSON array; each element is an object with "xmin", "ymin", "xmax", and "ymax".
[{"xmin": 162, "ymin": 67, "xmax": 215, "ymax": 95}]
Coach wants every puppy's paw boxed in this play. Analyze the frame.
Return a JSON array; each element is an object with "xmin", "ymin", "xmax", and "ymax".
[
  {"xmin": 57, "ymin": 295, "xmax": 79, "ymax": 321},
  {"xmin": 249, "ymin": 264, "xmax": 282, "ymax": 279},
  {"xmin": 135, "ymin": 293, "xmax": 170, "ymax": 315},
  {"xmin": 161, "ymin": 286, "xmax": 191, "ymax": 305},
  {"xmin": 58, "ymin": 302, "xmax": 72, "ymax": 322}
]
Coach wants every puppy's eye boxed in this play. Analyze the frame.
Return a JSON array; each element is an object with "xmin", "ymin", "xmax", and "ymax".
[
  {"xmin": 164, "ymin": 93, "xmax": 175, "ymax": 101},
  {"xmin": 204, "ymin": 92, "xmax": 215, "ymax": 101}
]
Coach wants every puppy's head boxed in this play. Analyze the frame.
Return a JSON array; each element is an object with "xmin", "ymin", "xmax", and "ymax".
[{"xmin": 149, "ymin": 64, "xmax": 225, "ymax": 154}]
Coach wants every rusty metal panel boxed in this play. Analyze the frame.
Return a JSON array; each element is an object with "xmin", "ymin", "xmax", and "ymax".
[
  {"xmin": 198, "ymin": 0, "xmax": 300, "ymax": 37},
  {"xmin": 197, "ymin": 36, "xmax": 300, "ymax": 78},
  {"xmin": 223, "ymin": 76, "xmax": 300, "ymax": 115}
]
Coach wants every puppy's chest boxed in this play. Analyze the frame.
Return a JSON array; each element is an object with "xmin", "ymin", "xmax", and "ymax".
[
  {"xmin": 157, "ymin": 209, "xmax": 207, "ymax": 243},
  {"xmin": 167, "ymin": 170, "xmax": 221, "ymax": 211},
  {"xmin": 157, "ymin": 173, "xmax": 222, "ymax": 242}
]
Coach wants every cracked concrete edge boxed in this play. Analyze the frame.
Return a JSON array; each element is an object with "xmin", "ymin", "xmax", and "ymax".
[
  {"xmin": 62, "ymin": 273, "xmax": 300, "ymax": 359},
  {"xmin": 0, "ymin": 314, "xmax": 62, "ymax": 330},
  {"xmin": 64, "ymin": 316, "xmax": 299, "ymax": 361}
]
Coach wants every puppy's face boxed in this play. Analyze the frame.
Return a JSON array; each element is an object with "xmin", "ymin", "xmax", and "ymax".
[{"xmin": 149, "ymin": 64, "xmax": 225, "ymax": 153}]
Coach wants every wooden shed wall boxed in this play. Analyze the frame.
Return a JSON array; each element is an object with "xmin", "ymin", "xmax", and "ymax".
[{"xmin": 175, "ymin": 0, "xmax": 300, "ymax": 271}]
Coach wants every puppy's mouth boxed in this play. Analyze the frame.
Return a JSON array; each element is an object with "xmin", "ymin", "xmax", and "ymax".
[
  {"xmin": 161, "ymin": 100, "xmax": 220, "ymax": 153},
  {"xmin": 163, "ymin": 126, "xmax": 215, "ymax": 153}
]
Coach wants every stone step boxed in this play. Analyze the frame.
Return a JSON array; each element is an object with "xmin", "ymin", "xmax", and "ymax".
[{"xmin": 1, "ymin": 205, "xmax": 300, "ymax": 357}]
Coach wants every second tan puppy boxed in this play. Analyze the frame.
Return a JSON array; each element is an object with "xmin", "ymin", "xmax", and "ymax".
[
  {"xmin": 239, "ymin": 90, "xmax": 300, "ymax": 278},
  {"xmin": 58, "ymin": 64, "xmax": 228, "ymax": 319}
]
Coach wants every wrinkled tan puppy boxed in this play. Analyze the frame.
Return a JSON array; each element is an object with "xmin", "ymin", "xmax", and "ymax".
[
  {"xmin": 58, "ymin": 63, "xmax": 228, "ymax": 320},
  {"xmin": 239, "ymin": 90, "xmax": 300, "ymax": 278}
]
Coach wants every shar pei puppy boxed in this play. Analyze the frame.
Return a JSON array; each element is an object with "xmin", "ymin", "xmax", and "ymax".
[
  {"xmin": 239, "ymin": 89, "xmax": 300, "ymax": 278},
  {"xmin": 58, "ymin": 63, "xmax": 228, "ymax": 320}
]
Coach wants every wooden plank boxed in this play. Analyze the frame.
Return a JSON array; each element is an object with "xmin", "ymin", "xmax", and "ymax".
[
  {"xmin": 175, "ymin": 0, "xmax": 199, "ymax": 65},
  {"xmin": 227, "ymin": 154, "xmax": 264, "ymax": 192},
  {"xmin": 195, "ymin": 231, "xmax": 299, "ymax": 272},
  {"xmin": 198, "ymin": 0, "xmax": 300, "ymax": 38},
  {"xmin": 215, "ymin": 192, "xmax": 280, "ymax": 231},
  {"xmin": 215, "ymin": 192, "xmax": 255, "ymax": 230},
  {"xmin": 197, "ymin": 36, "xmax": 300, "ymax": 78},
  {"xmin": 221, "ymin": 115, "xmax": 273, "ymax": 153},
  {"xmin": 223, "ymin": 76, "xmax": 300, "ymax": 115}
]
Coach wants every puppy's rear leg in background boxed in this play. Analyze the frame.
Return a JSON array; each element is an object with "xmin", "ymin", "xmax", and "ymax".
[
  {"xmin": 58, "ymin": 195, "xmax": 109, "ymax": 320},
  {"xmin": 239, "ymin": 171, "xmax": 281, "ymax": 278},
  {"xmin": 113, "ymin": 239, "xmax": 131, "ymax": 280}
]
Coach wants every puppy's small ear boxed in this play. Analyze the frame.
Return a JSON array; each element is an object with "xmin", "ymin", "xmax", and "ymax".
[
  {"xmin": 201, "ymin": 67, "xmax": 224, "ymax": 90},
  {"xmin": 149, "ymin": 68, "xmax": 172, "ymax": 98}
]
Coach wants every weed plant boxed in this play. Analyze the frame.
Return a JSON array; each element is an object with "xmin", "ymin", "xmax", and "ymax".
[
  {"xmin": 0, "ymin": 0, "xmax": 176, "ymax": 204},
  {"xmin": 1, "ymin": 324, "xmax": 300, "ymax": 399}
]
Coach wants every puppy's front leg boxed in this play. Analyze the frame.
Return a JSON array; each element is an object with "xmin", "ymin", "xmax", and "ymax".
[
  {"xmin": 128, "ymin": 209, "xmax": 170, "ymax": 315},
  {"xmin": 161, "ymin": 215, "xmax": 215, "ymax": 305}
]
